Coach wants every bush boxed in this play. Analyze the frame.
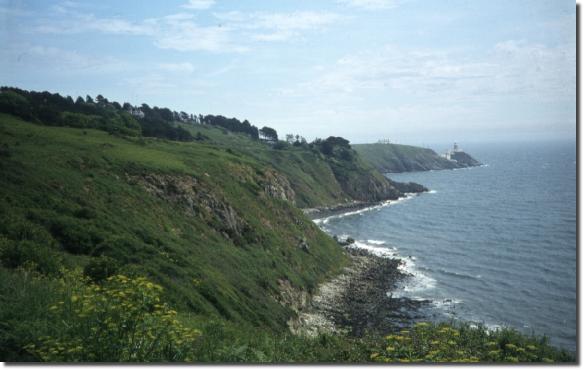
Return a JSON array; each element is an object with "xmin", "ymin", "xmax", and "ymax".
[
  {"xmin": 273, "ymin": 141, "xmax": 288, "ymax": 150},
  {"xmin": 48, "ymin": 218, "xmax": 103, "ymax": 255},
  {"xmin": 26, "ymin": 270, "xmax": 201, "ymax": 362},
  {"xmin": 0, "ymin": 237, "xmax": 61, "ymax": 276},
  {"xmin": 0, "ymin": 215, "xmax": 56, "ymax": 247},
  {"xmin": 83, "ymin": 256, "xmax": 120, "ymax": 282},
  {"xmin": 371, "ymin": 322, "xmax": 573, "ymax": 363}
]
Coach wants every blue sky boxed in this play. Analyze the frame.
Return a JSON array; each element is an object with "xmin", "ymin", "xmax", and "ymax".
[{"xmin": 0, "ymin": 0, "xmax": 576, "ymax": 144}]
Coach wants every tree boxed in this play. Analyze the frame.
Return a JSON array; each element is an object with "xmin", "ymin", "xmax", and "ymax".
[
  {"xmin": 259, "ymin": 126, "xmax": 278, "ymax": 142},
  {"xmin": 0, "ymin": 90, "xmax": 35, "ymax": 121},
  {"xmin": 85, "ymin": 95, "xmax": 94, "ymax": 104},
  {"xmin": 96, "ymin": 94, "xmax": 107, "ymax": 106},
  {"xmin": 285, "ymin": 134, "xmax": 294, "ymax": 144}
]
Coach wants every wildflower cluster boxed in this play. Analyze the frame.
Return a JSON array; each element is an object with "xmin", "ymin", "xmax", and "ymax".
[
  {"xmin": 26, "ymin": 269, "xmax": 200, "ymax": 362},
  {"xmin": 371, "ymin": 322, "xmax": 562, "ymax": 363}
]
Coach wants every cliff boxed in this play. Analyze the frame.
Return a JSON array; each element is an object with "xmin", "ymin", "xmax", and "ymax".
[
  {"xmin": 353, "ymin": 143, "xmax": 481, "ymax": 173},
  {"xmin": 0, "ymin": 112, "xmax": 427, "ymax": 360}
]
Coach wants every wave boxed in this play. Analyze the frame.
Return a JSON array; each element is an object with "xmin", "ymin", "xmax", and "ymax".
[
  {"xmin": 418, "ymin": 266, "xmax": 482, "ymax": 282},
  {"xmin": 348, "ymin": 240, "xmax": 436, "ymax": 298},
  {"xmin": 350, "ymin": 241, "xmax": 396, "ymax": 258},
  {"xmin": 347, "ymin": 241, "xmax": 477, "ymax": 321},
  {"xmin": 313, "ymin": 193, "xmax": 418, "ymax": 225},
  {"xmin": 432, "ymin": 298, "xmax": 464, "ymax": 310}
]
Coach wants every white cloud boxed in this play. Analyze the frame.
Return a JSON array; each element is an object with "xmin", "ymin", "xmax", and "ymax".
[
  {"xmin": 283, "ymin": 41, "xmax": 574, "ymax": 103},
  {"xmin": 5, "ymin": 45, "xmax": 128, "ymax": 74},
  {"xmin": 33, "ymin": 7, "xmax": 344, "ymax": 51},
  {"xmin": 266, "ymin": 40, "xmax": 575, "ymax": 141},
  {"xmin": 214, "ymin": 11, "xmax": 344, "ymax": 42},
  {"xmin": 159, "ymin": 62, "xmax": 195, "ymax": 74},
  {"xmin": 337, "ymin": 0, "xmax": 402, "ymax": 10},
  {"xmin": 34, "ymin": 14, "xmax": 155, "ymax": 36},
  {"xmin": 182, "ymin": 0, "xmax": 215, "ymax": 10},
  {"xmin": 33, "ymin": 11, "xmax": 246, "ymax": 53},
  {"xmin": 153, "ymin": 20, "xmax": 246, "ymax": 52}
]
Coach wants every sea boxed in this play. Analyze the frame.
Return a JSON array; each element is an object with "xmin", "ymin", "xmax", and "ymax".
[{"xmin": 315, "ymin": 140, "xmax": 577, "ymax": 352}]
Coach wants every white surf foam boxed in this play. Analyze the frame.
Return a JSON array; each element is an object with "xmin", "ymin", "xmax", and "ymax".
[
  {"xmin": 311, "ymin": 193, "xmax": 419, "ymax": 226},
  {"xmin": 350, "ymin": 240, "xmax": 396, "ymax": 258},
  {"xmin": 432, "ymin": 298, "xmax": 464, "ymax": 310},
  {"xmin": 347, "ymin": 240, "xmax": 437, "ymax": 298}
]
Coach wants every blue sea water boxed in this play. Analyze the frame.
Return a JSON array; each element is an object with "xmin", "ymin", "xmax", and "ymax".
[{"xmin": 317, "ymin": 141, "xmax": 577, "ymax": 352}]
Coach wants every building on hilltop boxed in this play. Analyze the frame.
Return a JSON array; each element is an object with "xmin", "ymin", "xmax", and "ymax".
[
  {"xmin": 126, "ymin": 106, "xmax": 145, "ymax": 119},
  {"xmin": 441, "ymin": 142, "xmax": 462, "ymax": 161},
  {"xmin": 377, "ymin": 139, "xmax": 391, "ymax": 144}
]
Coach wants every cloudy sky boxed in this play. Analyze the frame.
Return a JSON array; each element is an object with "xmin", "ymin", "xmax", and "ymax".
[{"xmin": 0, "ymin": 0, "xmax": 576, "ymax": 144}]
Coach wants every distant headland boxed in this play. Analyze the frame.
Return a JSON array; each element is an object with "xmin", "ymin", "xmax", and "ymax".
[{"xmin": 353, "ymin": 141, "xmax": 481, "ymax": 173}]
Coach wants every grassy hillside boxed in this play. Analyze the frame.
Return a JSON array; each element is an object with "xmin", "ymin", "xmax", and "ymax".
[
  {"xmin": 0, "ymin": 112, "xmax": 571, "ymax": 363},
  {"xmin": 353, "ymin": 143, "xmax": 470, "ymax": 173},
  {"xmin": 175, "ymin": 123, "xmax": 424, "ymax": 207},
  {"xmin": 0, "ymin": 113, "xmax": 353, "ymax": 359}
]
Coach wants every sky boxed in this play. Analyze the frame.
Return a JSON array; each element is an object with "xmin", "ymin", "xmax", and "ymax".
[{"xmin": 0, "ymin": 0, "xmax": 576, "ymax": 145}]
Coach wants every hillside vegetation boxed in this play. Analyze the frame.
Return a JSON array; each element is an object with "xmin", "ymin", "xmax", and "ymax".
[
  {"xmin": 353, "ymin": 143, "xmax": 480, "ymax": 173},
  {"xmin": 0, "ymin": 113, "xmax": 354, "ymax": 357},
  {"xmin": 0, "ymin": 105, "xmax": 425, "ymax": 361},
  {"xmin": 0, "ymin": 87, "xmax": 571, "ymax": 363}
]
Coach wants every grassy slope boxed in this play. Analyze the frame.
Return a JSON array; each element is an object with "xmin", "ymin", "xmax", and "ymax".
[
  {"xmin": 179, "ymin": 123, "xmax": 420, "ymax": 206},
  {"xmin": 0, "ymin": 113, "xmax": 348, "ymax": 335},
  {"xmin": 353, "ymin": 143, "xmax": 460, "ymax": 173},
  {"xmin": 0, "ymin": 114, "xmax": 572, "ymax": 362},
  {"xmin": 177, "ymin": 123, "xmax": 353, "ymax": 207}
]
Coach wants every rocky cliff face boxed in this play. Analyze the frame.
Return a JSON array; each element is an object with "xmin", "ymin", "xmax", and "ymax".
[
  {"xmin": 326, "ymin": 158, "xmax": 427, "ymax": 203},
  {"xmin": 130, "ymin": 173, "xmax": 253, "ymax": 244},
  {"xmin": 353, "ymin": 143, "xmax": 481, "ymax": 173},
  {"xmin": 261, "ymin": 169, "xmax": 296, "ymax": 205},
  {"xmin": 450, "ymin": 151, "xmax": 481, "ymax": 167}
]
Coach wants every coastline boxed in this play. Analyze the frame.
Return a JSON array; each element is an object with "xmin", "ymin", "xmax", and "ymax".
[
  {"xmin": 289, "ymin": 245, "xmax": 428, "ymax": 337},
  {"xmin": 302, "ymin": 200, "xmax": 380, "ymax": 220},
  {"xmin": 302, "ymin": 193, "xmax": 421, "ymax": 221}
]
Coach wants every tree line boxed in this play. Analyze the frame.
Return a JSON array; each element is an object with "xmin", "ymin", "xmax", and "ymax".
[{"xmin": 0, "ymin": 87, "xmax": 354, "ymax": 157}]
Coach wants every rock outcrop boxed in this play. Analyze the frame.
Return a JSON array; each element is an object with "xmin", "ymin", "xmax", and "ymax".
[
  {"xmin": 353, "ymin": 143, "xmax": 481, "ymax": 173},
  {"xmin": 261, "ymin": 169, "xmax": 296, "ymax": 204},
  {"xmin": 284, "ymin": 247, "xmax": 429, "ymax": 337},
  {"xmin": 129, "ymin": 173, "xmax": 252, "ymax": 243}
]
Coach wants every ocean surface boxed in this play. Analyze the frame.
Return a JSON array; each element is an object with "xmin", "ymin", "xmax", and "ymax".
[{"xmin": 316, "ymin": 140, "xmax": 577, "ymax": 352}]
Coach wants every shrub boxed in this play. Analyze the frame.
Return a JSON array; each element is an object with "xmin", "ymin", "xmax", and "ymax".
[
  {"xmin": 0, "ymin": 215, "xmax": 56, "ymax": 247},
  {"xmin": 48, "ymin": 218, "xmax": 103, "ymax": 255},
  {"xmin": 26, "ymin": 270, "xmax": 201, "ymax": 362},
  {"xmin": 0, "ymin": 238, "xmax": 61, "ymax": 276},
  {"xmin": 371, "ymin": 322, "xmax": 573, "ymax": 363},
  {"xmin": 83, "ymin": 256, "xmax": 120, "ymax": 282}
]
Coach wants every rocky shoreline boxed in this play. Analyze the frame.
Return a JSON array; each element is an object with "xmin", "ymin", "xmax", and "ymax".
[
  {"xmin": 302, "ymin": 201, "xmax": 380, "ymax": 220},
  {"xmin": 301, "ymin": 191, "xmax": 424, "ymax": 221},
  {"xmin": 289, "ymin": 246, "xmax": 429, "ymax": 337}
]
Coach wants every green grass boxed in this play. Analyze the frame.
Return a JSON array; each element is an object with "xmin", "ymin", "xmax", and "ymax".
[
  {"xmin": 0, "ymin": 113, "xmax": 349, "ymax": 360},
  {"xmin": 353, "ymin": 143, "xmax": 459, "ymax": 173},
  {"xmin": 371, "ymin": 322, "xmax": 573, "ymax": 363},
  {"xmin": 0, "ymin": 113, "xmax": 573, "ymax": 363},
  {"xmin": 175, "ymin": 122, "xmax": 349, "ymax": 207}
]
